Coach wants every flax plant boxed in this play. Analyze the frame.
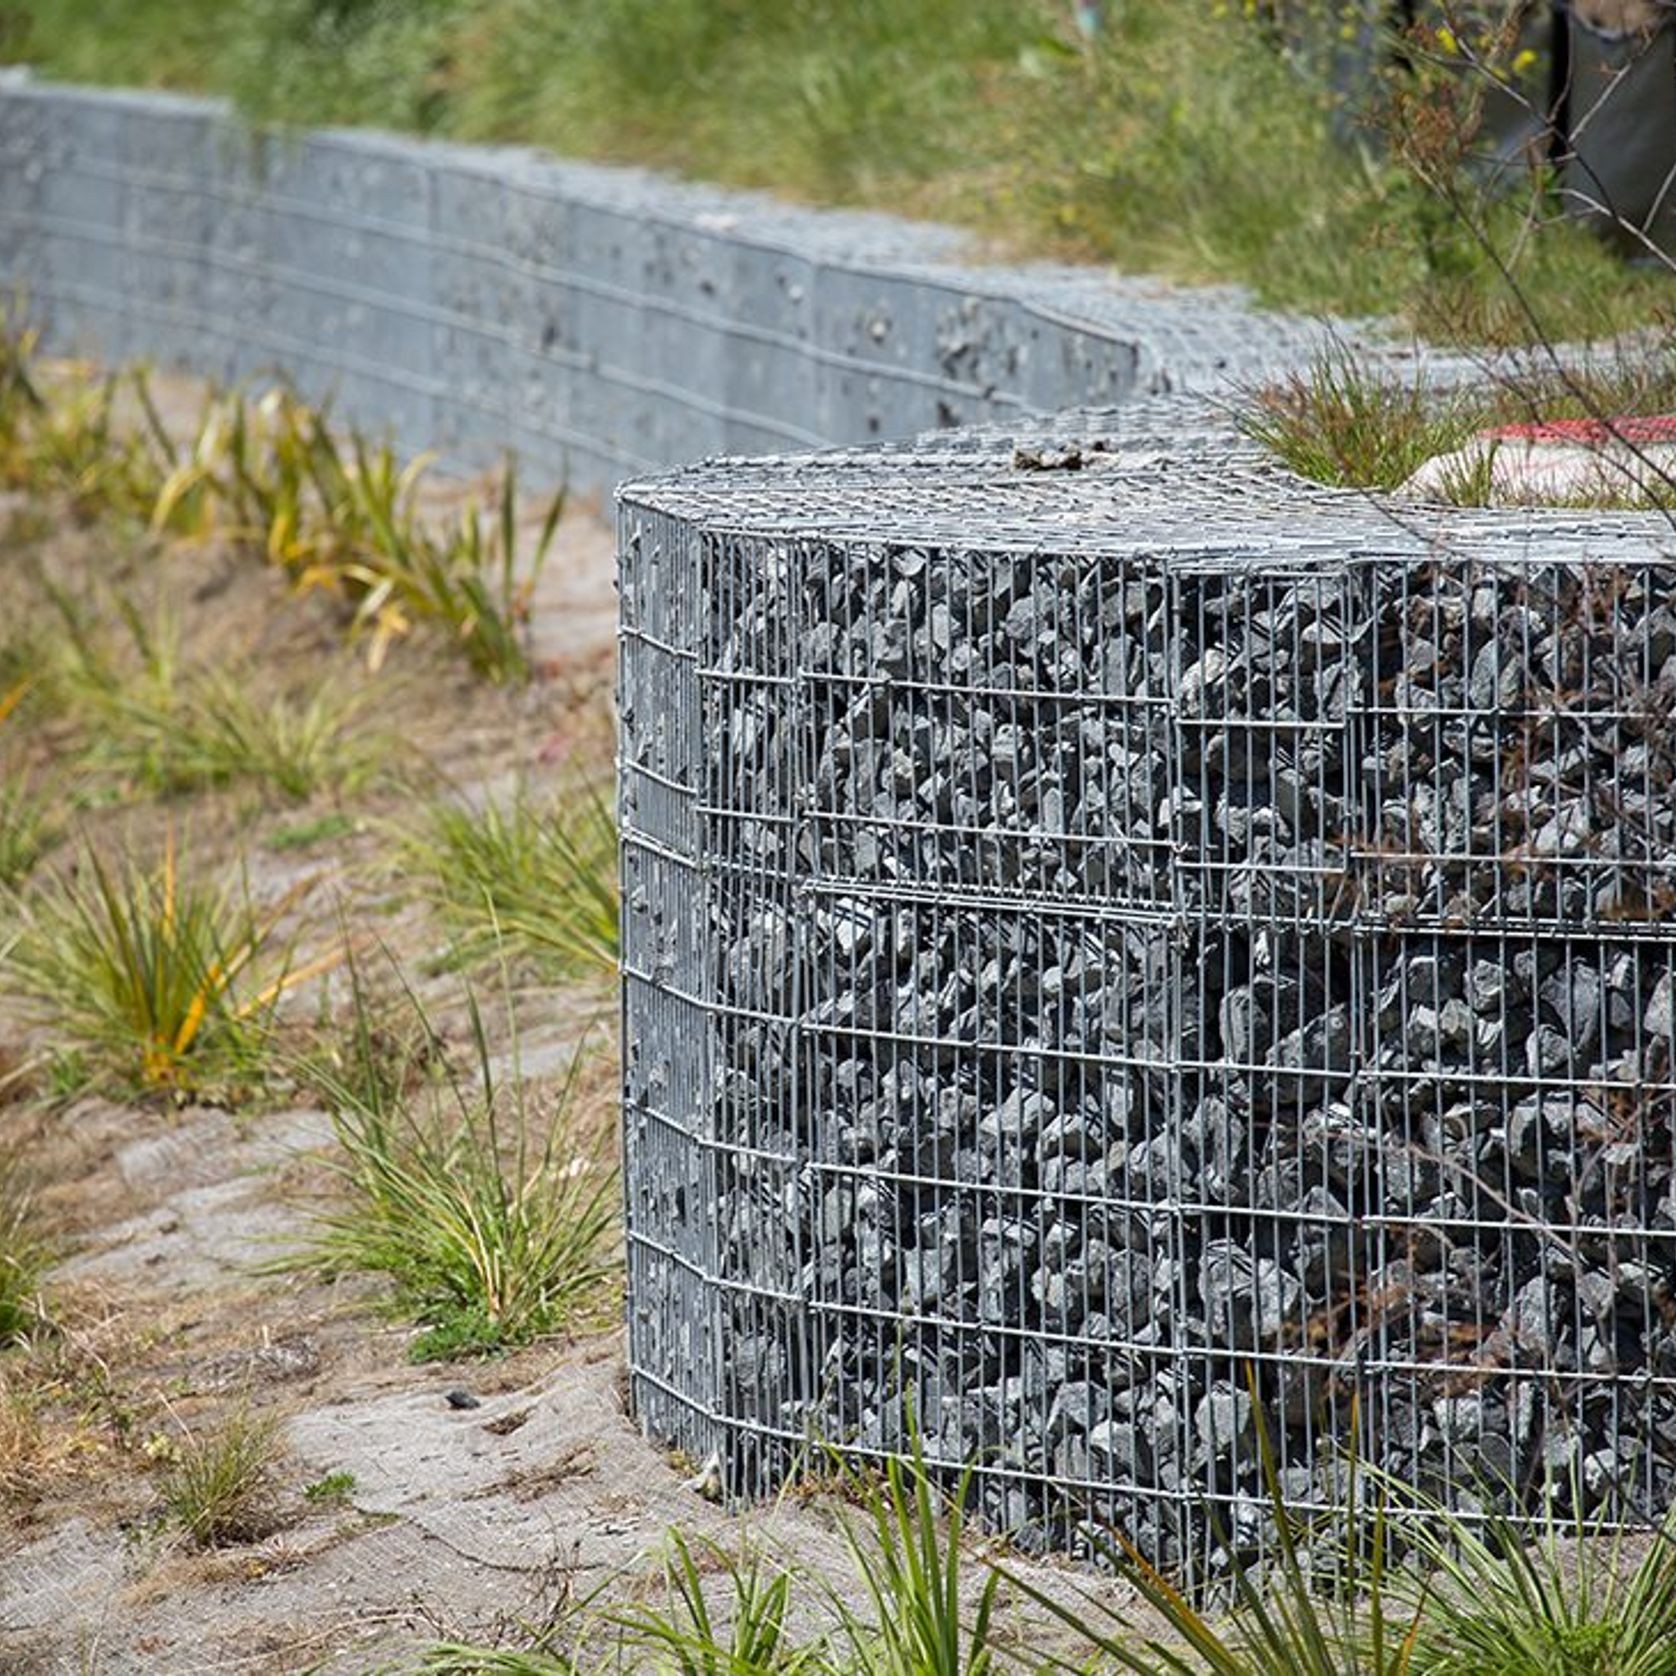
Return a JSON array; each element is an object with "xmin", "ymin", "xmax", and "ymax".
[
  {"xmin": 1388, "ymin": 1481, "xmax": 1676, "ymax": 1676},
  {"xmin": 829, "ymin": 1447, "xmax": 1000, "ymax": 1676},
  {"xmin": 1, "ymin": 834, "xmax": 320, "ymax": 1093},
  {"xmin": 156, "ymin": 387, "xmax": 563, "ymax": 682}
]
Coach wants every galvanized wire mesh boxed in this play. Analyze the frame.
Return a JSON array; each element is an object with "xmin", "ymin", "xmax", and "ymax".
[{"xmin": 618, "ymin": 402, "xmax": 1676, "ymax": 1577}]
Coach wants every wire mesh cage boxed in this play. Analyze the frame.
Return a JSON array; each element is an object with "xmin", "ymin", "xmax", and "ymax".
[{"xmin": 617, "ymin": 404, "xmax": 1676, "ymax": 1579}]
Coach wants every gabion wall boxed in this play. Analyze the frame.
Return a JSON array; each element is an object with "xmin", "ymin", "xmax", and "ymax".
[
  {"xmin": 0, "ymin": 75, "xmax": 1342, "ymax": 495},
  {"xmin": 619, "ymin": 404, "xmax": 1676, "ymax": 1574}
]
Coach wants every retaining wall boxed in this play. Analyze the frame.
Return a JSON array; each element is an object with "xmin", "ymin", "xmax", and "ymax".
[
  {"xmin": 0, "ymin": 73, "xmax": 1346, "ymax": 493},
  {"xmin": 618, "ymin": 405, "xmax": 1676, "ymax": 1573}
]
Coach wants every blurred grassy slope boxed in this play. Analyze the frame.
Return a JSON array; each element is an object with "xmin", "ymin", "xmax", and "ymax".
[{"xmin": 6, "ymin": 0, "xmax": 1669, "ymax": 343}]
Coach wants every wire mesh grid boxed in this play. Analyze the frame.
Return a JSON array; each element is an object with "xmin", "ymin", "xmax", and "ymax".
[{"xmin": 618, "ymin": 404, "xmax": 1676, "ymax": 1578}]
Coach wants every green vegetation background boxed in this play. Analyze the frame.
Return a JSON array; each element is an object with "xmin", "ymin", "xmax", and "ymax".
[{"xmin": 5, "ymin": 0, "xmax": 1669, "ymax": 342}]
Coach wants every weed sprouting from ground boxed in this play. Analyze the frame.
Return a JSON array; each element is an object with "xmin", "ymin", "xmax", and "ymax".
[
  {"xmin": 302, "ymin": 1469, "xmax": 356, "ymax": 1507},
  {"xmin": 0, "ymin": 834, "xmax": 313, "ymax": 1095},
  {"xmin": 268, "ymin": 811, "xmax": 361, "ymax": 853},
  {"xmin": 401, "ymin": 780, "xmax": 619, "ymax": 980},
  {"xmin": 284, "ymin": 965, "xmax": 617, "ymax": 1359},
  {"xmin": 154, "ymin": 1406, "xmax": 284, "ymax": 1548}
]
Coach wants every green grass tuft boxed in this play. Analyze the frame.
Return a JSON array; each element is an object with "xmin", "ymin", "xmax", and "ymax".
[
  {"xmin": 283, "ymin": 962, "xmax": 617, "ymax": 1359},
  {"xmin": 1387, "ymin": 1481, "xmax": 1676, "ymax": 1676},
  {"xmin": 0, "ymin": 677, "xmax": 58, "ymax": 888},
  {"xmin": 0, "ymin": 1160, "xmax": 52, "ymax": 1348},
  {"xmin": 1245, "ymin": 346, "xmax": 1676, "ymax": 503},
  {"xmin": 1240, "ymin": 349, "xmax": 1474, "ymax": 491},
  {"xmin": 400, "ymin": 779, "xmax": 619, "ymax": 980},
  {"xmin": 155, "ymin": 1406, "xmax": 284, "ymax": 1548}
]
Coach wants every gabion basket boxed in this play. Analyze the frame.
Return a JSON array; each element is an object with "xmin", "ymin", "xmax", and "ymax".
[{"xmin": 616, "ymin": 402, "xmax": 1676, "ymax": 1577}]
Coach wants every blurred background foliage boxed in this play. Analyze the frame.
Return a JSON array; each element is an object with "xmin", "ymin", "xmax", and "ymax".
[{"xmin": 2, "ymin": 0, "xmax": 1669, "ymax": 342}]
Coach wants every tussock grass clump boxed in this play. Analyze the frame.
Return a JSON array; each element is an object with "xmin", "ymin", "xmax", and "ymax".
[
  {"xmin": 143, "ymin": 670, "xmax": 384, "ymax": 802},
  {"xmin": 401, "ymin": 780, "xmax": 619, "ymax": 980},
  {"xmin": 0, "ymin": 678, "xmax": 58, "ymax": 887},
  {"xmin": 45, "ymin": 585, "xmax": 386, "ymax": 802},
  {"xmin": 286, "ymin": 970, "xmax": 616, "ymax": 1360},
  {"xmin": 0, "ymin": 1161, "xmax": 51, "ymax": 1347},
  {"xmin": 1, "ymin": 835, "xmax": 312, "ymax": 1094},
  {"xmin": 828, "ymin": 1449, "xmax": 999, "ymax": 1676},
  {"xmin": 1245, "ymin": 347, "xmax": 1676, "ymax": 503},
  {"xmin": 1241, "ymin": 351, "xmax": 1472, "ymax": 492},
  {"xmin": 613, "ymin": 1530, "xmax": 819, "ymax": 1676},
  {"xmin": 98, "ymin": 667, "xmax": 380, "ymax": 803},
  {"xmin": 155, "ymin": 1407, "xmax": 284, "ymax": 1548}
]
